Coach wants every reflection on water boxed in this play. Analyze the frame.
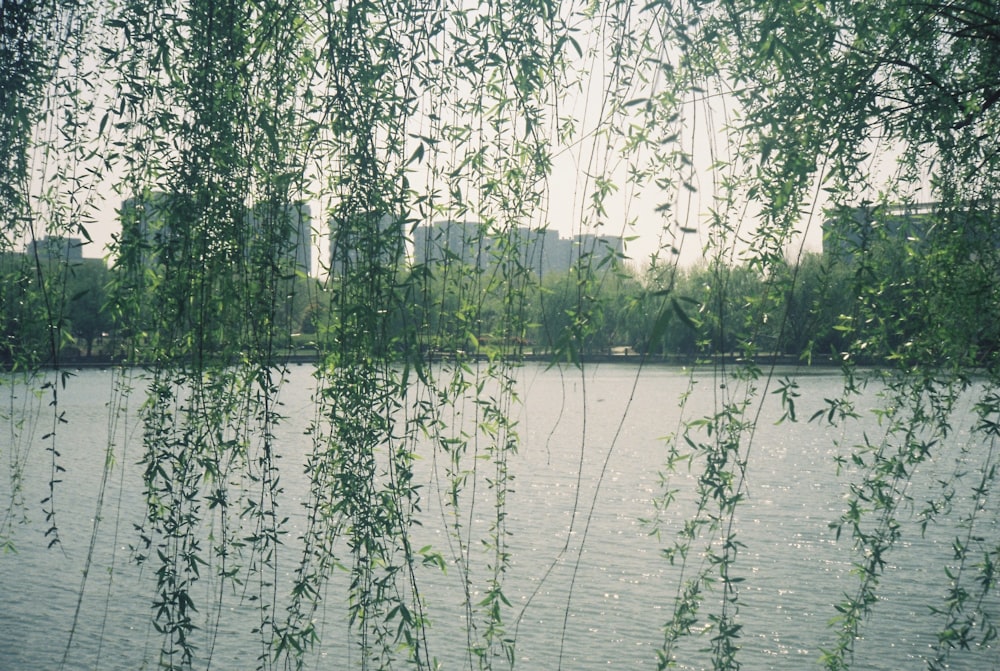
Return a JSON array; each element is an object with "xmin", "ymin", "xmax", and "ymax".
[{"xmin": 1, "ymin": 364, "xmax": 996, "ymax": 670}]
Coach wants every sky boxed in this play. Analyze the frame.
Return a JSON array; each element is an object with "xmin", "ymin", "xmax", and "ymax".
[
  {"xmin": 69, "ymin": 147, "xmax": 826, "ymax": 273},
  {"xmin": 22, "ymin": 5, "xmax": 830, "ymax": 275}
]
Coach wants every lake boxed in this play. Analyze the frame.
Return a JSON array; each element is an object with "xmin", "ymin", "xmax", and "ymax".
[{"xmin": 1, "ymin": 363, "xmax": 997, "ymax": 670}]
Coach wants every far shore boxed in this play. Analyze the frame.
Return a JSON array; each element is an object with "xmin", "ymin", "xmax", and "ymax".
[{"xmin": 5, "ymin": 350, "xmax": 849, "ymax": 371}]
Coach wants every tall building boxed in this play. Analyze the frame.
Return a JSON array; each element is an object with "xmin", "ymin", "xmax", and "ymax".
[
  {"xmin": 412, "ymin": 220, "xmax": 487, "ymax": 269},
  {"xmin": 411, "ymin": 221, "xmax": 624, "ymax": 276},
  {"xmin": 329, "ymin": 211, "xmax": 406, "ymax": 277},
  {"xmin": 118, "ymin": 190, "xmax": 175, "ymax": 271},
  {"xmin": 25, "ymin": 235, "xmax": 85, "ymax": 262},
  {"xmin": 822, "ymin": 202, "xmax": 997, "ymax": 262},
  {"xmin": 119, "ymin": 191, "xmax": 312, "ymax": 276},
  {"xmin": 248, "ymin": 200, "xmax": 312, "ymax": 276},
  {"xmin": 822, "ymin": 203, "xmax": 929, "ymax": 260}
]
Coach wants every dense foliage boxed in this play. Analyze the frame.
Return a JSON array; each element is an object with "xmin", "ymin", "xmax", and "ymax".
[
  {"xmin": 3, "ymin": 1, "xmax": 1000, "ymax": 670},
  {"xmin": 0, "ymin": 248, "xmax": 876, "ymax": 364}
]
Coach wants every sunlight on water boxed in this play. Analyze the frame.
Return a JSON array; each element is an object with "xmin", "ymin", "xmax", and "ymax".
[{"xmin": 1, "ymin": 364, "xmax": 997, "ymax": 670}]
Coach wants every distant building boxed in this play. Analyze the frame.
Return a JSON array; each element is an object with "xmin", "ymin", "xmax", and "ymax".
[
  {"xmin": 411, "ymin": 221, "xmax": 624, "ymax": 276},
  {"xmin": 248, "ymin": 200, "xmax": 312, "ymax": 276},
  {"xmin": 119, "ymin": 191, "xmax": 312, "ymax": 276},
  {"xmin": 25, "ymin": 235, "xmax": 85, "ymax": 262},
  {"xmin": 822, "ymin": 203, "xmax": 935, "ymax": 261},
  {"xmin": 823, "ymin": 202, "xmax": 998, "ymax": 262},
  {"xmin": 329, "ymin": 211, "xmax": 406, "ymax": 277},
  {"xmin": 118, "ymin": 190, "xmax": 175, "ymax": 272},
  {"xmin": 411, "ymin": 220, "xmax": 488, "ymax": 270}
]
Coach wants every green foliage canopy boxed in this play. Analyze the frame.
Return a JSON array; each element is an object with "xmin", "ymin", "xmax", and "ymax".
[{"xmin": 2, "ymin": 1, "xmax": 1000, "ymax": 671}]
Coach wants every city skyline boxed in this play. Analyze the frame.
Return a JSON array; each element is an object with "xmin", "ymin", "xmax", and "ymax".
[{"xmin": 31, "ymin": 198, "xmax": 629, "ymax": 279}]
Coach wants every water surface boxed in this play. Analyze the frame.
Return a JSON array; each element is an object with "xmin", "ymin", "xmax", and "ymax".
[{"xmin": 1, "ymin": 364, "xmax": 996, "ymax": 670}]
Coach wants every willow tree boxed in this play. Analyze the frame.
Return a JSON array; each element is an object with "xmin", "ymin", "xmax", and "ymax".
[
  {"xmin": 2, "ymin": 0, "xmax": 1000, "ymax": 670},
  {"xmin": 642, "ymin": 2, "xmax": 1000, "ymax": 670}
]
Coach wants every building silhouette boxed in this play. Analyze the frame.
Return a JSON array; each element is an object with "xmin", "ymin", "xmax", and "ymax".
[
  {"xmin": 248, "ymin": 200, "xmax": 312, "ymax": 276},
  {"xmin": 411, "ymin": 221, "xmax": 623, "ymax": 276},
  {"xmin": 329, "ymin": 211, "xmax": 406, "ymax": 277},
  {"xmin": 25, "ymin": 235, "xmax": 85, "ymax": 262},
  {"xmin": 823, "ymin": 202, "xmax": 999, "ymax": 262},
  {"xmin": 822, "ymin": 203, "xmax": 934, "ymax": 261},
  {"xmin": 119, "ymin": 191, "xmax": 312, "ymax": 276}
]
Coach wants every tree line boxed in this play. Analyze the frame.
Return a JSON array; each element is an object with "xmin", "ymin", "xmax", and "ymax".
[
  {"xmin": 6, "ymin": 223, "xmax": 996, "ymax": 368},
  {"xmin": 5, "ymin": 0, "xmax": 1000, "ymax": 668}
]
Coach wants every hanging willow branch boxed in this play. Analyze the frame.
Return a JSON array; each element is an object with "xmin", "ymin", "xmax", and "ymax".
[{"xmin": 4, "ymin": 2, "xmax": 1000, "ymax": 671}]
